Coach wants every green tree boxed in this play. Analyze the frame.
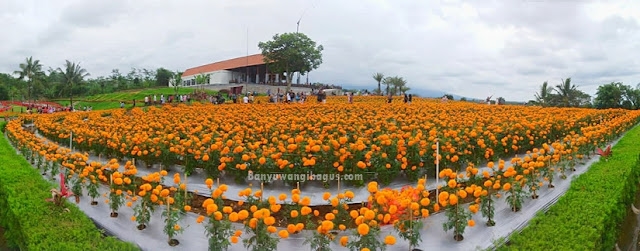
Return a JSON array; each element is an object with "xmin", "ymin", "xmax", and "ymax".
[
  {"xmin": 172, "ymin": 71, "xmax": 183, "ymax": 95},
  {"xmin": 393, "ymin": 77, "xmax": 407, "ymax": 95},
  {"xmin": 594, "ymin": 82, "xmax": 639, "ymax": 109},
  {"xmin": 14, "ymin": 56, "xmax": 43, "ymax": 102},
  {"xmin": 58, "ymin": 60, "xmax": 90, "ymax": 109},
  {"xmin": 594, "ymin": 82, "xmax": 624, "ymax": 109},
  {"xmin": 383, "ymin": 76, "xmax": 398, "ymax": 96},
  {"xmin": 194, "ymin": 74, "xmax": 210, "ymax": 91},
  {"xmin": 142, "ymin": 68, "xmax": 155, "ymax": 87},
  {"xmin": 381, "ymin": 76, "xmax": 408, "ymax": 96},
  {"xmin": 258, "ymin": 32, "xmax": 323, "ymax": 93},
  {"xmin": 0, "ymin": 84, "xmax": 9, "ymax": 100},
  {"xmin": 622, "ymin": 84, "xmax": 640, "ymax": 109},
  {"xmin": 0, "ymin": 73, "xmax": 23, "ymax": 100},
  {"xmin": 372, "ymin": 72, "xmax": 384, "ymax": 95},
  {"xmin": 534, "ymin": 81, "xmax": 552, "ymax": 106},
  {"xmin": 95, "ymin": 76, "xmax": 108, "ymax": 94},
  {"xmin": 444, "ymin": 94, "xmax": 454, "ymax": 100},
  {"xmin": 156, "ymin": 68, "xmax": 174, "ymax": 87},
  {"xmin": 553, "ymin": 78, "xmax": 578, "ymax": 107}
]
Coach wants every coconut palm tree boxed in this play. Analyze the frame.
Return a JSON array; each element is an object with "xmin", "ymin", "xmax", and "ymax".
[
  {"xmin": 383, "ymin": 76, "xmax": 394, "ymax": 96},
  {"xmin": 534, "ymin": 81, "xmax": 552, "ymax": 106},
  {"xmin": 14, "ymin": 56, "xmax": 43, "ymax": 102},
  {"xmin": 372, "ymin": 72, "xmax": 384, "ymax": 95},
  {"xmin": 394, "ymin": 77, "xmax": 407, "ymax": 95},
  {"xmin": 554, "ymin": 78, "xmax": 577, "ymax": 107},
  {"xmin": 58, "ymin": 60, "xmax": 90, "ymax": 110}
]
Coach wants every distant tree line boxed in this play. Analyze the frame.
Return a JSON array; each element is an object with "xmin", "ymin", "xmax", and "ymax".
[
  {"xmin": 0, "ymin": 56, "xmax": 182, "ymax": 102},
  {"xmin": 530, "ymin": 77, "xmax": 640, "ymax": 109}
]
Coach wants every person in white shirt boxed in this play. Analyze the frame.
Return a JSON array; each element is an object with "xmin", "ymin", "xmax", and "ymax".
[{"xmin": 243, "ymin": 95, "xmax": 249, "ymax": 104}]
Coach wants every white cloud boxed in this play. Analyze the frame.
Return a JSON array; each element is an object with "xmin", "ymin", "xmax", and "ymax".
[{"xmin": 2, "ymin": 0, "xmax": 640, "ymax": 101}]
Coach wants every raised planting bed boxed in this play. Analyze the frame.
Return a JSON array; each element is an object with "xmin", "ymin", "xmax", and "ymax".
[{"xmin": 5, "ymin": 105, "xmax": 640, "ymax": 250}]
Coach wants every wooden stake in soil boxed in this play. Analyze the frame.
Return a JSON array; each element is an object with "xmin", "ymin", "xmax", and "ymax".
[
  {"xmin": 217, "ymin": 178, "xmax": 220, "ymax": 188},
  {"xmin": 436, "ymin": 139, "xmax": 440, "ymax": 200},
  {"xmin": 296, "ymin": 182, "xmax": 300, "ymax": 191},
  {"xmin": 260, "ymin": 182, "xmax": 264, "ymax": 201},
  {"xmin": 184, "ymin": 173, "xmax": 188, "ymax": 204},
  {"xmin": 166, "ymin": 197, "xmax": 170, "ymax": 242},
  {"xmin": 132, "ymin": 158, "xmax": 135, "ymax": 166},
  {"xmin": 409, "ymin": 206, "xmax": 413, "ymax": 251}
]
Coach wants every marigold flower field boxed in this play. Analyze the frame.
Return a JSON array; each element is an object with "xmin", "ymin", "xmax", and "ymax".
[{"xmin": 5, "ymin": 97, "xmax": 640, "ymax": 250}]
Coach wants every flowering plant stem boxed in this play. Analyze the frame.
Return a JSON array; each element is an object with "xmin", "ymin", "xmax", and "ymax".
[
  {"xmin": 243, "ymin": 220, "xmax": 278, "ymax": 251},
  {"xmin": 162, "ymin": 198, "xmax": 184, "ymax": 242}
]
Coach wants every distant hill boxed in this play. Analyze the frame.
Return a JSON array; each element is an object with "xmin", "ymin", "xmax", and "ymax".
[
  {"xmin": 411, "ymin": 87, "xmax": 477, "ymax": 100},
  {"xmin": 338, "ymin": 84, "xmax": 477, "ymax": 100}
]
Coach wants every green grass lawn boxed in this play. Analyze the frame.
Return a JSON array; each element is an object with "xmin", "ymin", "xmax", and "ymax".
[{"xmin": 56, "ymin": 87, "xmax": 217, "ymax": 110}]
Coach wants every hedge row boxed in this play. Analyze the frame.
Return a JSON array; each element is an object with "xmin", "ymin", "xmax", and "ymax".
[
  {"xmin": 0, "ymin": 122, "xmax": 139, "ymax": 251},
  {"xmin": 499, "ymin": 125, "xmax": 640, "ymax": 250}
]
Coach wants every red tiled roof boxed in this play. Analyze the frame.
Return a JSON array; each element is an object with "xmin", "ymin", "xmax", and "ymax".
[{"xmin": 182, "ymin": 54, "xmax": 266, "ymax": 77}]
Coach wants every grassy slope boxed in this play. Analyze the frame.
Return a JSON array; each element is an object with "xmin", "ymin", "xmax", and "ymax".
[
  {"xmin": 499, "ymin": 124, "xmax": 640, "ymax": 250},
  {"xmin": 56, "ymin": 87, "xmax": 217, "ymax": 110},
  {"xmin": 0, "ymin": 132, "xmax": 139, "ymax": 251},
  {"xmin": 0, "ymin": 106, "xmax": 25, "ymax": 117}
]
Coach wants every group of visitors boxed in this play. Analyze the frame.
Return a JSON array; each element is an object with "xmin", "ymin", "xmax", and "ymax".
[
  {"xmin": 267, "ymin": 90, "xmax": 310, "ymax": 104},
  {"xmin": 230, "ymin": 92, "xmax": 256, "ymax": 104},
  {"xmin": 141, "ymin": 94, "xmax": 193, "ymax": 106},
  {"xmin": 386, "ymin": 93, "xmax": 413, "ymax": 104}
]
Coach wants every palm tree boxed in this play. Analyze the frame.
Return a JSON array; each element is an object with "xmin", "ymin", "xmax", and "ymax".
[
  {"xmin": 400, "ymin": 85, "xmax": 411, "ymax": 93},
  {"xmin": 394, "ymin": 77, "xmax": 407, "ymax": 95},
  {"xmin": 372, "ymin": 72, "xmax": 384, "ymax": 95},
  {"xmin": 14, "ymin": 56, "xmax": 43, "ymax": 103},
  {"xmin": 534, "ymin": 81, "xmax": 552, "ymax": 106},
  {"xmin": 554, "ymin": 78, "xmax": 577, "ymax": 107},
  {"xmin": 58, "ymin": 60, "xmax": 90, "ymax": 110},
  {"xmin": 383, "ymin": 76, "xmax": 394, "ymax": 96}
]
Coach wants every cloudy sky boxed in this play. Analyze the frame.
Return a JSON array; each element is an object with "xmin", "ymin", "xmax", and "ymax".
[{"xmin": 2, "ymin": 0, "xmax": 640, "ymax": 101}]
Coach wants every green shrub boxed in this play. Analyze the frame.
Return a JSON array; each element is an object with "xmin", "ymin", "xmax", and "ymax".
[
  {"xmin": 498, "ymin": 125, "xmax": 640, "ymax": 251},
  {"xmin": 0, "ymin": 136, "xmax": 139, "ymax": 251}
]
